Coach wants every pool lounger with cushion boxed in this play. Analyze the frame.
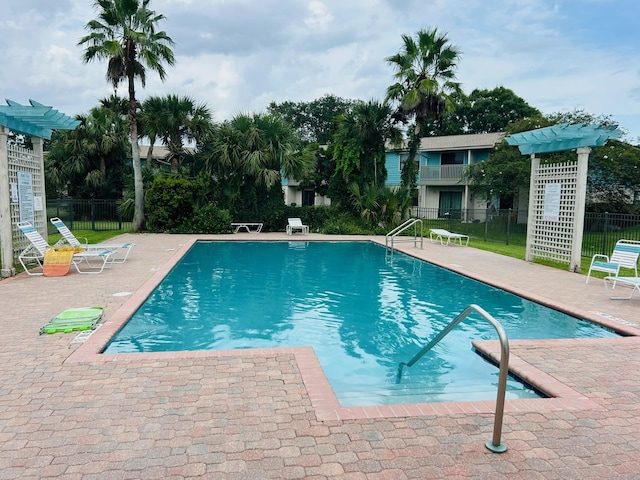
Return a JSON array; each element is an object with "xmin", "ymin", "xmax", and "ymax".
[{"xmin": 40, "ymin": 307, "xmax": 104, "ymax": 334}]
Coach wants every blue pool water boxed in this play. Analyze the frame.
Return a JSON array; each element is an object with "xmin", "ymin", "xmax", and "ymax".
[{"xmin": 105, "ymin": 241, "xmax": 618, "ymax": 406}]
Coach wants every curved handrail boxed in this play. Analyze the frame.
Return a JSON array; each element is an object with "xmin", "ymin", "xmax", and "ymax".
[
  {"xmin": 385, "ymin": 218, "xmax": 423, "ymax": 252},
  {"xmin": 397, "ymin": 304, "xmax": 509, "ymax": 453}
]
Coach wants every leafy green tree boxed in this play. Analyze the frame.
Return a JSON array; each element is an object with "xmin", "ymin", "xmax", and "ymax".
[
  {"xmin": 385, "ymin": 27, "xmax": 462, "ymax": 189},
  {"xmin": 45, "ymin": 106, "xmax": 129, "ymax": 198},
  {"xmin": 328, "ymin": 100, "xmax": 400, "ymax": 208},
  {"xmin": 79, "ymin": 0, "xmax": 175, "ymax": 231},
  {"xmin": 268, "ymin": 94, "xmax": 361, "ymax": 144},
  {"xmin": 463, "ymin": 87, "xmax": 540, "ymax": 134},
  {"xmin": 141, "ymin": 94, "xmax": 213, "ymax": 173},
  {"xmin": 466, "ymin": 112, "xmax": 640, "ymax": 213},
  {"xmin": 420, "ymin": 87, "xmax": 541, "ymax": 136},
  {"xmin": 588, "ymin": 140, "xmax": 640, "ymax": 212},
  {"xmin": 348, "ymin": 183, "xmax": 411, "ymax": 228},
  {"xmin": 465, "ymin": 140, "xmax": 531, "ymax": 202},
  {"xmin": 292, "ymin": 143, "xmax": 333, "ymax": 198},
  {"xmin": 202, "ymin": 113, "xmax": 312, "ymax": 228}
]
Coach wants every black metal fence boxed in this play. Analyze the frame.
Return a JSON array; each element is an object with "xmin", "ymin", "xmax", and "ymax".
[
  {"xmin": 412, "ymin": 207, "xmax": 640, "ymax": 257},
  {"xmin": 46, "ymin": 199, "xmax": 132, "ymax": 235},
  {"xmin": 45, "ymin": 200, "xmax": 640, "ymax": 258},
  {"xmin": 582, "ymin": 212, "xmax": 640, "ymax": 258}
]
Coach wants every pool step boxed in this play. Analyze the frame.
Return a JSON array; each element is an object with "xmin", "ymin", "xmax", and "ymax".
[{"xmin": 333, "ymin": 377, "xmax": 539, "ymax": 407}]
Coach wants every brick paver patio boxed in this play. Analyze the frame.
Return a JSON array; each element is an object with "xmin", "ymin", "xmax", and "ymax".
[{"xmin": 1, "ymin": 233, "xmax": 639, "ymax": 479}]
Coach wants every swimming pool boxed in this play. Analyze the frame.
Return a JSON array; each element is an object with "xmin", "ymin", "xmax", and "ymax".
[{"xmin": 105, "ymin": 241, "xmax": 618, "ymax": 406}]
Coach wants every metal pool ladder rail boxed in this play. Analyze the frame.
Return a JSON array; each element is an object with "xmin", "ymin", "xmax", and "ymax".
[
  {"xmin": 385, "ymin": 218, "xmax": 423, "ymax": 253},
  {"xmin": 396, "ymin": 304, "xmax": 510, "ymax": 453}
]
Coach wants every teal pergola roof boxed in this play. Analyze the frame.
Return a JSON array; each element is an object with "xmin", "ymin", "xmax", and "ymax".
[
  {"xmin": 0, "ymin": 99, "xmax": 80, "ymax": 140},
  {"xmin": 505, "ymin": 123, "xmax": 623, "ymax": 155}
]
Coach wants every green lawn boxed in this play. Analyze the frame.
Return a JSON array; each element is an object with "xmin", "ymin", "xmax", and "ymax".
[
  {"xmin": 47, "ymin": 229, "xmax": 128, "ymax": 246},
  {"xmin": 468, "ymin": 239, "xmax": 635, "ymax": 281}
]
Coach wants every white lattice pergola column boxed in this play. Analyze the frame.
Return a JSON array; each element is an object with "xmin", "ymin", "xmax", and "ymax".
[
  {"xmin": 524, "ymin": 149, "xmax": 590, "ymax": 272},
  {"xmin": 0, "ymin": 100, "xmax": 79, "ymax": 277},
  {"xmin": 0, "ymin": 127, "xmax": 12, "ymax": 277},
  {"xmin": 507, "ymin": 123, "xmax": 622, "ymax": 272}
]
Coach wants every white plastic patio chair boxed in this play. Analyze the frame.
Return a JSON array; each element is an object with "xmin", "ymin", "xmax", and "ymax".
[
  {"xmin": 17, "ymin": 221, "xmax": 115, "ymax": 275},
  {"xmin": 50, "ymin": 217, "xmax": 134, "ymax": 263},
  {"xmin": 585, "ymin": 239, "xmax": 640, "ymax": 284},
  {"xmin": 286, "ymin": 218, "xmax": 309, "ymax": 235}
]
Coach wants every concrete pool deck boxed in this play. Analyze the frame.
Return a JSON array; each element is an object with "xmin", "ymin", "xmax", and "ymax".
[{"xmin": 1, "ymin": 232, "xmax": 639, "ymax": 479}]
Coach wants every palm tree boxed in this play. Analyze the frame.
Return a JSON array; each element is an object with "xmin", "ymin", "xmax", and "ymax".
[
  {"xmin": 204, "ymin": 113, "xmax": 311, "ymax": 212},
  {"xmin": 141, "ymin": 94, "xmax": 213, "ymax": 173},
  {"xmin": 385, "ymin": 27, "xmax": 462, "ymax": 189},
  {"xmin": 79, "ymin": 0, "xmax": 175, "ymax": 231},
  {"xmin": 45, "ymin": 106, "xmax": 129, "ymax": 198},
  {"xmin": 333, "ymin": 100, "xmax": 399, "ymax": 187}
]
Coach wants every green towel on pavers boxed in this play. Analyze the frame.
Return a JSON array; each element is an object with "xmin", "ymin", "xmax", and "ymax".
[{"xmin": 39, "ymin": 307, "xmax": 103, "ymax": 334}]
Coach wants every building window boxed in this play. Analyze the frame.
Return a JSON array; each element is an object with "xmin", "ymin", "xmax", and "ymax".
[
  {"xmin": 441, "ymin": 151, "xmax": 465, "ymax": 165},
  {"xmin": 302, "ymin": 189, "xmax": 315, "ymax": 206},
  {"xmin": 399, "ymin": 153, "xmax": 420, "ymax": 171}
]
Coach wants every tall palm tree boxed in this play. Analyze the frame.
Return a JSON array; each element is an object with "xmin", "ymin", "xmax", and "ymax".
[
  {"xmin": 79, "ymin": 0, "xmax": 175, "ymax": 231},
  {"xmin": 141, "ymin": 94, "xmax": 213, "ymax": 173},
  {"xmin": 385, "ymin": 27, "xmax": 462, "ymax": 189}
]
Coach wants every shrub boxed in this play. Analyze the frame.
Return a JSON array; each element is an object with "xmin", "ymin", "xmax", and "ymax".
[
  {"xmin": 319, "ymin": 212, "xmax": 383, "ymax": 235},
  {"xmin": 177, "ymin": 203, "xmax": 233, "ymax": 234},
  {"xmin": 146, "ymin": 175, "xmax": 207, "ymax": 232}
]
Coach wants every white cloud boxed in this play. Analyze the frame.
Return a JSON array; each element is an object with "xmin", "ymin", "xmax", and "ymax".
[
  {"xmin": 304, "ymin": 1, "xmax": 333, "ymax": 32},
  {"xmin": 1, "ymin": 0, "xmax": 638, "ymax": 142}
]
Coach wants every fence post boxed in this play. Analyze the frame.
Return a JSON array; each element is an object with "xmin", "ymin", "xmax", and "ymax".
[
  {"xmin": 69, "ymin": 199, "xmax": 74, "ymax": 230},
  {"xmin": 484, "ymin": 208, "xmax": 489, "ymax": 242},
  {"xmin": 91, "ymin": 198, "xmax": 96, "ymax": 231},
  {"xmin": 506, "ymin": 209, "xmax": 512, "ymax": 245},
  {"xmin": 601, "ymin": 212, "xmax": 609, "ymax": 254}
]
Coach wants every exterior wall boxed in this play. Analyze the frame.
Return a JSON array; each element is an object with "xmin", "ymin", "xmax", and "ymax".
[
  {"xmin": 389, "ymin": 146, "xmax": 494, "ymax": 211},
  {"xmin": 283, "ymin": 185, "xmax": 331, "ymax": 207},
  {"xmin": 384, "ymin": 153, "xmax": 402, "ymax": 186},
  {"xmin": 424, "ymin": 152, "xmax": 439, "ymax": 166},
  {"xmin": 283, "ymin": 186, "xmax": 301, "ymax": 206}
]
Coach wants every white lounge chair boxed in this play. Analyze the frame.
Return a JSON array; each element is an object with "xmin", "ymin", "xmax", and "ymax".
[
  {"xmin": 429, "ymin": 228, "xmax": 469, "ymax": 246},
  {"xmin": 604, "ymin": 276, "xmax": 640, "ymax": 300},
  {"xmin": 585, "ymin": 239, "xmax": 640, "ymax": 284},
  {"xmin": 17, "ymin": 221, "xmax": 115, "ymax": 275},
  {"xmin": 50, "ymin": 217, "xmax": 134, "ymax": 263},
  {"xmin": 286, "ymin": 218, "xmax": 309, "ymax": 235}
]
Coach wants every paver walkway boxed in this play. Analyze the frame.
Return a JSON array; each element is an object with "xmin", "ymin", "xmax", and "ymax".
[{"xmin": 1, "ymin": 233, "xmax": 639, "ymax": 479}]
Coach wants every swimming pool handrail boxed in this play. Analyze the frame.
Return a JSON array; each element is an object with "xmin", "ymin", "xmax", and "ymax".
[
  {"xmin": 397, "ymin": 304, "xmax": 510, "ymax": 454},
  {"xmin": 385, "ymin": 218, "xmax": 423, "ymax": 252}
]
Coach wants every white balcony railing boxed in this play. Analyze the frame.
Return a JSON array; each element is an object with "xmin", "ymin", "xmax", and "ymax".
[{"xmin": 419, "ymin": 164, "xmax": 468, "ymax": 185}]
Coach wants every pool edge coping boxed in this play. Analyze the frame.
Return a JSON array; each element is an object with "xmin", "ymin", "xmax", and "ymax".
[{"xmin": 65, "ymin": 236, "xmax": 639, "ymax": 422}]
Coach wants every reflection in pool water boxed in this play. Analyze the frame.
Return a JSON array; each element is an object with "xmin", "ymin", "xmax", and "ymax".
[{"xmin": 105, "ymin": 241, "xmax": 618, "ymax": 405}]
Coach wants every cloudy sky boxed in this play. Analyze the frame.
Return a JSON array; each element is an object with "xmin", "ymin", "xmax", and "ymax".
[{"xmin": 2, "ymin": 0, "xmax": 639, "ymax": 143}]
